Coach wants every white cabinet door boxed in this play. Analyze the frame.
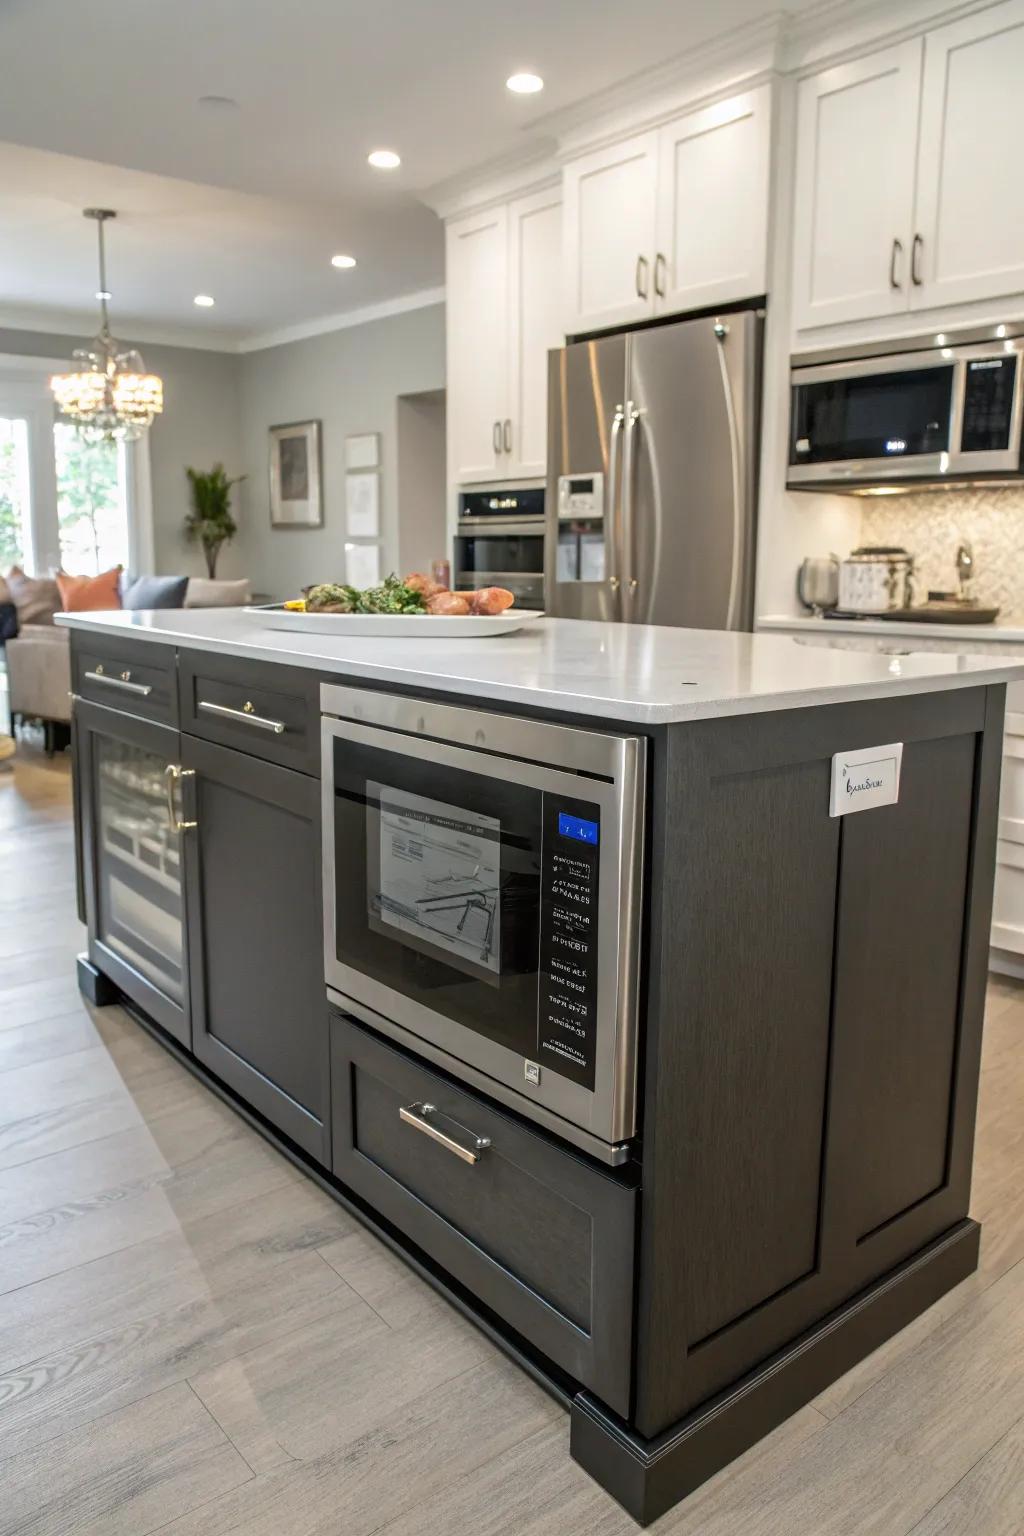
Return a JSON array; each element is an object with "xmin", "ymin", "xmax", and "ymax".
[
  {"xmin": 506, "ymin": 187, "xmax": 563, "ymax": 480},
  {"xmin": 562, "ymin": 132, "xmax": 658, "ymax": 334},
  {"xmin": 654, "ymin": 85, "xmax": 771, "ymax": 316},
  {"xmin": 913, "ymin": 0, "xmax": 1024, "ymax": 311},
  {"xmin": 446, "ymin": 206, "xmax": 508, "ymax": 484},
  {"xmin": 791, "ymin": 42, "xmax": 922, "ymax": 331}
]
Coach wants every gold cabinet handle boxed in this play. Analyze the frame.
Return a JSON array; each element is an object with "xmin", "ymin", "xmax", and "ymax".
[{"xmin": 164, "ymin": 764, "xmax": 197, "ymax": 832}]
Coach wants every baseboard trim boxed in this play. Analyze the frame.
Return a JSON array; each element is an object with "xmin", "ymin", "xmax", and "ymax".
[{"xmin": 570, "ymin": 1218, "xmax": 981, "ymax": 1525}]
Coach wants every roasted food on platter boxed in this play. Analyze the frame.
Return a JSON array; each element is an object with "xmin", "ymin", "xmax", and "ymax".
[{"xmin": 294, "ymin": 573, "xmax": 517, "ymax": 618}]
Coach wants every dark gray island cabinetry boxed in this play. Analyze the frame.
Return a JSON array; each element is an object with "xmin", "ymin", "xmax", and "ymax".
[{"xmin": 61, "ymin": 609, "xmax": 1024, "ymax": 1525}]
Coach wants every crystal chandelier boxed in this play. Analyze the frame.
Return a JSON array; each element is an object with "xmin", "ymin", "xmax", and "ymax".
[{"xmin": 50, "ymin": 208, "xmax": 163, "ymax": 443}]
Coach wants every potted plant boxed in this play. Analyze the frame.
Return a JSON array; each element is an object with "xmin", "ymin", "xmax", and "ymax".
[{"xmin": 184, "ymin": 464, "xmax": 245, "ymax": 578}]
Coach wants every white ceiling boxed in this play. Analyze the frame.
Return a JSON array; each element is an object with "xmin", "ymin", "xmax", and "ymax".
[{"xmin": 0, "ymin": 0, "xmax": 821, "ymax": 349}]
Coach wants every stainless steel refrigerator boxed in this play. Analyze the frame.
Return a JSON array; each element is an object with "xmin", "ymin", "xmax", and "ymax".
[{"xmin": 545, "ymin": 309, "xmax": 763, "ymax": 628}]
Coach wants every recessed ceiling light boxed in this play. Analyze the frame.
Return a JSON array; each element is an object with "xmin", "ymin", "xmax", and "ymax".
[
  {"xmin": 368, "ymin": 148, "xmax": 401, "ymax": 169},
  {"xmin": 198, "ymin": 95, "xmax": 240, "ymax": 112},
  {"xmin": 95, "ymin": 290, "xmax": 111, "ymax": 301},
  {"xmin": 193, "ymin": 294, "xmax": 215, "ymax": 308},
  {"xmin": 506, "ymin": 72, "xmax": 544, "ymax": 94},
  {"xmin": 331, "ymin": 253, "xmax": 357, "ymax": 269}
]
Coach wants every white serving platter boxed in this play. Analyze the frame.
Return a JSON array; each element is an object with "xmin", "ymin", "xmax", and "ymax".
[{"xmin": 244, "ymin": 605, "xmax": 545, "ymax": 638}]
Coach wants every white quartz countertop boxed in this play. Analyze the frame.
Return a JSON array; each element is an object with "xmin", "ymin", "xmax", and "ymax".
[
  {"xmin": 759, "ymin": 613, "xmax": 1024, "ymax": 646},
  {"xmin": 55, "ymin": 608, "xmax": 1024, "ymax": 726}
]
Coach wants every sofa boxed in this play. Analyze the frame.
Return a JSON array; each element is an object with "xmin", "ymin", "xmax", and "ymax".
[{"xmin": 5, "ymin": 572, "xmax": 252, "ymax": 754}]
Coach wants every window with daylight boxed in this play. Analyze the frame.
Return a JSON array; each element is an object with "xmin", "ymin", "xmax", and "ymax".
[
  {"xmin": 0, "ymin": 416, "xmax": 31, "ymax": 568},
  {"xmin": 54, "ymin": 423, "xmax": 129, "ymax": 576}
]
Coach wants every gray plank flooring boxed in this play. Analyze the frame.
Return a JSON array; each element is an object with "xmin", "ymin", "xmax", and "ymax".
[{"xmin": 1, "ymin": 745, "xmax": 1023, "ymax": 1534}]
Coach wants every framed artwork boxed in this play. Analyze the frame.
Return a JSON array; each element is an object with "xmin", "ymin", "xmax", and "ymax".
[
  {"xmin": 345, "ymin": 470, "xmax": 379, "ymax": 537},
  {"xmin": 345, "ymin": 432, "xmax": 379, "ymax": 470},
  {"xmin": 269, "ymin": 420, "xmax": 322, "ymax": 527}
]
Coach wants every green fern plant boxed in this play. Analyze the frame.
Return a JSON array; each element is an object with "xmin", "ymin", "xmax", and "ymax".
[{"xmin": 184, "ymin": 464, "xmax": 245, "ymax": 578}]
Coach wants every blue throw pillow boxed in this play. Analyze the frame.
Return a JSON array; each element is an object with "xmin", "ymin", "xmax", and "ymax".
[{"xmin": 121, "ymin": 574, "xmax": 190, "ymax": 611}]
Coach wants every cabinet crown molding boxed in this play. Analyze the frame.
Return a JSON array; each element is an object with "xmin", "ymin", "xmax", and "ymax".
[{"xmin": 421, "ymin": 149, "xmax": 560, "ymax": 223}]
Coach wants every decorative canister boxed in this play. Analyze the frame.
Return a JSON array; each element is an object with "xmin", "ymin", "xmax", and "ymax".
[{"xmin": 837, "ymin": 546, "xmax": 914, "ymax": 613}]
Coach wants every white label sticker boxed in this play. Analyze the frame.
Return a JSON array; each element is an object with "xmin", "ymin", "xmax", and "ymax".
[{"xmin": 830, "ymin": 742, "xmax": 903, "ymax": 817}]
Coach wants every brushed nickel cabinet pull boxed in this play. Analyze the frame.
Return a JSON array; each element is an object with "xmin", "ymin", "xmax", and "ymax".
[
  {"xmin": 911, "ymin": 233, "xmax": 924, "ymax": 286},
  {"xmin": 197, "ymin": 700, "xmax": 286, "ymax": 735},
  {"xmin": 654, "ymin": 252, "xmax": 667, "ymax": 297},
  {"xmin": 399, "ymin": 1101, "xmax": 491, "ymax": 1164},
  {"xmin": 889, "ymin": 237, "xmax": 903, "ymax": 290},
  {"xmin": 635, "ymin": 253, "xmax": 649, "ymax": 300},
  {"xmin": 84, "ymin": 669, "xmax": 152, "ymax": 697},
  {"xmin": 164, "ymin": 764, "xmax": 197, "ymax": 832},
  {"xmin": 492, "ymin": 419, "xmax": 502, "ymax": 454},
  {"xmin": 502, "ymin": 418, "xmax": 512, "ymax": 454}
]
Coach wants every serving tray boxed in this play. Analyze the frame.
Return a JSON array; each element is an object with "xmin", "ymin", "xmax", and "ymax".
[
  {"xmin": 244, "ymin": 604, "xmax": 545, "ymax": 638},
  {"xmin": 823, "ymin": 604, "xmax": 1000, "ymax": 625}
]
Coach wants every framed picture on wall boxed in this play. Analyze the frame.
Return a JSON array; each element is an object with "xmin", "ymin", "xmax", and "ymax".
[{"xmin": 269, "ymin": 420, "xmax": 322, "ymax": 527}]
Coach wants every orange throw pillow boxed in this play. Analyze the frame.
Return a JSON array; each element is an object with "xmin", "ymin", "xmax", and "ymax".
[{"xmin": 56, "ymin": 566, "xmax": 123, "ymax": 612}]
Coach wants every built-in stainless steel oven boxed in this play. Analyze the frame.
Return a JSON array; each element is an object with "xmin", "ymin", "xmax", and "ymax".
[
  {"xmin": 321, "ymin": 684, "xmax": 644, "ymax": 1163},
  {"xmin": 788, "ymin": 327, "xmax": 1024, "ymax": 491},
  {"xmin": 453, "ymin": 485, "xmax": 545, "ymax": 609}
]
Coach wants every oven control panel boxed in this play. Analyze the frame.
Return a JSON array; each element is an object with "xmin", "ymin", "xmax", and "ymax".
[{"xmin": 537, "ymin": 794, "xmax": 600, "ymax": 1090}]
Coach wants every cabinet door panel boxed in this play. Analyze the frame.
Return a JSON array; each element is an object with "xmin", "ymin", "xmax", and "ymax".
[
  {"xmin": 654, "ymin": 85, "xmax": 771, "ymax": 315},
  {"xmin": 562, "ymin": 132, "xmax": 658, "ymax": 334},
  {"xmin": 506, "ymin": 187, "xmax": 562, "ymax": 479},
  {"xmin": 792, "ymin": 42, "xmax": 922, "ymax": 331},
  {"xmin": 446, "ymin": 206, "xmax": 508, "ymax": 484},
  {"xmin": 913, "ymin": 0, "xmax": 1024, "ymax": 310},
  {"xmin": 183, "ymin": 734, "xmax": 329, "ymax": 1163}
]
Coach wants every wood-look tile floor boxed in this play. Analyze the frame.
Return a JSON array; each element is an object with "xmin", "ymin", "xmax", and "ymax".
[{"xmin": 2, "ymin": 747, "xmax": 1024, "ymax": 1535}]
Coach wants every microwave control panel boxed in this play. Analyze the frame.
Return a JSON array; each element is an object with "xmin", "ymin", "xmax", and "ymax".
[
  {"xmin": 536, "ymin": 793, "xmax": 600, "ymax": 1091},
  {"xmin": 961, "ymin": 355, "xmax": 1018, "ymax": 453}
]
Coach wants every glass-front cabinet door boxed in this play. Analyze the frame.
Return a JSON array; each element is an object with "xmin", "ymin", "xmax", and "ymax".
[{"xmin": 75, "ymin": 698, "xmax": 191, "ymax": 1047}]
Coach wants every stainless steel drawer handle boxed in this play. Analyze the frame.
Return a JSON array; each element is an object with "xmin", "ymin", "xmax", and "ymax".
[
  {"xmin": 198, "ymin": 700, "xmax": 286, "ymax": 735},
  {"xmin": 84, "ymin": 668, "xmax": 152, "ymax": 697},
  {"xmin": 399, "ymin": 1102, "xmax": 491, "ymax": 1165}
]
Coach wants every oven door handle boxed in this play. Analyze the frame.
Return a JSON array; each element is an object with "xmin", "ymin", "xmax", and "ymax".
[{"xmin": 399, "ymin": 1101, "xmax": 491, "ymax": 1164}]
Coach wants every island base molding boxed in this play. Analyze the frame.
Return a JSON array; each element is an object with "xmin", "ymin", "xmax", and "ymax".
[{"xmin": 571, "ymin": 1218, "xmax": 981, "ymax": 1525}]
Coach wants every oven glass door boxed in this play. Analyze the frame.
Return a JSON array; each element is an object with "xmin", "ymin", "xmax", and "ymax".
[
  {"xmin": 328, "ymin": 730, "xmax": 602, "ymax": 1091},
  {"xmin": 791, "ymin": 364, "xmax": 954, "ymax": 464}
]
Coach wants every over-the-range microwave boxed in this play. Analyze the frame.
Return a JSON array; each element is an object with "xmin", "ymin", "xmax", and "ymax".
[{"xmin": 788, "ymin": 325, "xmax": 1024, "ymax": 492}]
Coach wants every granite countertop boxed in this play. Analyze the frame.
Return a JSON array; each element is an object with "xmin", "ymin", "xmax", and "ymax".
[
  {"xmin": 56, "ymin": 608, "xmax": 1024, "ymax": 726},
  {"xmin": 758, "ymin": 613, "xmax": 1024, "ymax": 645}
]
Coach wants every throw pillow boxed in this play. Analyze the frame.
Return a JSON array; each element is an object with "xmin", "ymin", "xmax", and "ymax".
[
  {"xmin": 6, "ymin": 566, "xmax": 61, "ymax": 626},
  {"xmin": 121, "ymin": 574, "xmax": 189, "ymax": 610},
  {"xmin": 56, "ymin": 566, "xmax": 123, "ymax": 612},
  {"xmin": 184, "ymin": 577, "xmax": 251, "ymax": 608}
]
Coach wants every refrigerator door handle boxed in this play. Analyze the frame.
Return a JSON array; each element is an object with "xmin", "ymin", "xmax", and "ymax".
[
  {"xmin": 607, "ymin": 406, "xmax": 625, "ymax": 616},
  {"xmin": 713, "ymin": 321, "xmax": 745, "ymax": 631},
  {"xmin": 622, "ymin": 401, "xmax": 643, "ymax": 620}
]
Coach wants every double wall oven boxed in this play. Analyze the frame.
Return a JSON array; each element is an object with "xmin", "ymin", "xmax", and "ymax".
[
  {"xmin": 452, "ymin": 485, "xmax": 545, "ymax": 610},
  {"xmin": 321, "ymin": 684, "xmax": 645, "ymax": 1163}
]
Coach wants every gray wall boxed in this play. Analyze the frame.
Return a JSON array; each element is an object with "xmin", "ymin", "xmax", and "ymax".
[
  {"xmin": 396, "ymin": 389, "xmax": 447, "ymax": 577},
  {"xmin": 0, "ymin": 327, "xmax": 244, "ymax": 578},
  {"xmin": 236, "ymin": 302, "xmax": 445, "ymax": 598}
]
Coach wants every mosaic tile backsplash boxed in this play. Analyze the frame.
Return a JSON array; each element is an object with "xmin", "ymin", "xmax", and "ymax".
[{"xmin": 859, "ymin": 487, "xmax": 1024, "ymax": 619}]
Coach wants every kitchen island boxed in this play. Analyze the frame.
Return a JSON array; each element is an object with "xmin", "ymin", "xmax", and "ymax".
[{"xmin": 59, "ymin": 608, "xmax": 1024, "ymax": 1524}]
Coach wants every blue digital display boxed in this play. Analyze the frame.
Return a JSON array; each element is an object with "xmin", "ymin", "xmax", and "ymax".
[{"xmin": 558, "ymin": 812, "xmax": 599, "ymax": 845}]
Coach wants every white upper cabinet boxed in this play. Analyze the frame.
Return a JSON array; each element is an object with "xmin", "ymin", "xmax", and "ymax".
[
  {"xmin": 562, "ymin": 132, "xmax": 659, "ymax": 334},
  {"xmin": 506, "ymin": 187, "xmax": 564, "ymax": 479},
  {"xmin": 446, "ymin": 188, "xmax": 563, "ymax": 485},
  {"xmin": 446, "ymin": 206, "xmax": 509, "ymax": 483},
  {"xmin": 913, "ymin": 0, "xmax": 1024, "ymax": 311},
  {"xmin": 791, "ymin": 43, "xmax": 922, "ymax": 331},
  {"xmin": 654, "ymin": 84, "xmax": 771, "ymax": 315}
]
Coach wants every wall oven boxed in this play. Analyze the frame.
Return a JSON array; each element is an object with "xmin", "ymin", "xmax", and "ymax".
[
  {"xmin": 321, "ymin": 684, "xmax": 644, "ymax": 1163},
  {"xmin": 453, "ymin": 485, "xmax": 545, "ymax": 609},
  {"xmin": 788, "ymin": 329, "xmax": 1024, "ymax": 491}
]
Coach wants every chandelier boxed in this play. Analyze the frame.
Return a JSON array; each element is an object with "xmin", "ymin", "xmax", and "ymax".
[{"xmin": 50, "ymin": 208, "xmax": 163, "ymax": 443}]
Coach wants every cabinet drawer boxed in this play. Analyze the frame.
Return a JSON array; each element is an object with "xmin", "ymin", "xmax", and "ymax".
[
  {"xmin": 179, "ymin": 652, "xmax": 319, "ymax": 775},
  {"xmin": 331, "ymin": 1015, "xmax": 636, "ymax": 1415},
  {"xmin": 72, "ymin": 635, "xmax": 177, "ymax": 725}
]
